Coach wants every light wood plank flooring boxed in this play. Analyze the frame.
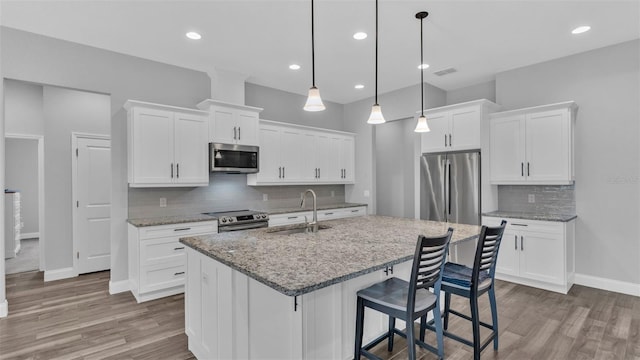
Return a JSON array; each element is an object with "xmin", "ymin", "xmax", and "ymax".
[{"xmin": 1, "ymin": 270, "xmax": 639, "ymax": 359}]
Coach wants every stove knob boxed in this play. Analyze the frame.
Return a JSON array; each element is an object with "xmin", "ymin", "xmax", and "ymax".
[
  {"xmin": 262, "ymin": 214, "xmax": 267, "ymax": 219},
  {"xmin": 221, "ymin": 218, "xmax": 227, "ymax": 223},
  {"xmin": 229, "ymin": 218, "xmax": 235, "ymax": 223}
]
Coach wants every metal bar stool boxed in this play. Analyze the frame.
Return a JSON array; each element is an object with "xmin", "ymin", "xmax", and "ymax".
[
  {"xmin": 354, "ymin": 229, "xmax": 453, "ymax": 360},
  {"xmin": 424, "ymin": 220, "xmax": 506, "ymax": 360}
]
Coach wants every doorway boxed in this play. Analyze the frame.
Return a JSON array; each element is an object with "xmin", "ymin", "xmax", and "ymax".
[{"xmin": 4, "ymin": 134, "xmax": 45, "ymax": 274}]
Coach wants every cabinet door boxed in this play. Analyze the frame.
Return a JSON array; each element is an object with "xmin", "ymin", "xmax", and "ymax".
[
  {"xmin": 280, "ymin": 128, "xmax": 304, "ymax": 182},
  {"xmin": 210, "ymin": 106, "xmax": 237, "ymax": 144},
  {"xmin": 420, "ymin": 112, "xmax": 450, "ymax": 153},
  {"xmin": 131, "ymin": 107, "xmax": 174, "ymax": 184},
  {"xmin": 490, "ymin": 115, "xmax": 526, "ymax": 183},
  {"xmin": 300, "ymin": 132, "xmax": 319, "ymax": 182},
  {"xmin": 236, "ymin": 110, "xmax": 260, "ymax": 146},
  {"xmin": 525, "ymin": 110, "xmax": 571, "ymax": 184},
  {"xmin": 519, "ymin": 231, "xmax": 565, "ymax": 285},
  {"xmin": 174, "ymin": 113, "xmax": 209, "ymax": 185},
  {"xmin": 315, "ymin": 133, "xmax": 331, "ymax": 181},
  {"xmin": 326, "ymin": 135, "xmax": 343, "ymax": 182},
  {"xmin": 450, "ymin": 106, "xmax": 480, "ymax": 150},
  {"xmin": 340, "ymin": 137, "xmax": 355, "ymax": 182},
  {"xmin": 495, "ymin": 229, "xmax": 520, "ymax": 277},
  {"xmin": 257, "ymin": 126, "xmax": 282, "ymax": 182}
]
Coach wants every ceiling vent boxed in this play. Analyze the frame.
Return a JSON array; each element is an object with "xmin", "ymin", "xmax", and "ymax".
[{"xmin": 433, "ymin": 67, "xmax": 457, "ymax": 76}]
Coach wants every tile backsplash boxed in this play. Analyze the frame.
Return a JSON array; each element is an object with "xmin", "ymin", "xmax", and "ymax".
[
  {"xmin": 128, "ymin": 173, "xmax": 346, "ymax": 219},
  {"xmin": 497, "ymin": 185, "xmax": 575, "ymax": 214}
]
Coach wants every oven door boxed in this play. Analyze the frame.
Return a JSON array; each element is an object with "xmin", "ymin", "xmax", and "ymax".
[
  {"xmin": 210, "ymin": 143, "xmax": 259, "ymax": 173},
  {"xmin": 218, "ymin": 221, "xmax": 269, "ymax": 232}
]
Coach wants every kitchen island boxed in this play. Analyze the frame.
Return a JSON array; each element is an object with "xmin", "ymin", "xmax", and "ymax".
[{"xmin": 180, "ymin": 215, "xmax": 480, "ymax": 360}]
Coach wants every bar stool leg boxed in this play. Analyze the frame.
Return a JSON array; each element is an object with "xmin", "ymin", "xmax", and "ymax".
[
  {"xmin": 419, "ymin": 315, "xmax": 427, "ymax": 341},
  {"xmin": 388, "ymin": 316, "xmax": 395, "ymax": 351},
  {"xmin": 470, "ymin": 295, "xmax": 481, "ymax": 360},
  {"xmin": 489, "ymin": 287, "xmax": 499, "ymax": 350},
  {"xmin": 444, "ymin": 292, "xmax": 451, "ymax": 330},
  {"xmin": 433, "ymin": 304, "xmax": 444, "ymax": 359},
  {"xmin": 354, "ymin": 297, "xmax": 365, "ymax": 359},
  {"xmin": 406, "ymin": 316, "xmax": 417, "ymax": 360}
]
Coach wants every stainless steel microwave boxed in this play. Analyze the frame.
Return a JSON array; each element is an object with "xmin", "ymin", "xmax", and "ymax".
[{"xmin": 209, "ymin": 143, "xmax": 259, "ymax": 173}]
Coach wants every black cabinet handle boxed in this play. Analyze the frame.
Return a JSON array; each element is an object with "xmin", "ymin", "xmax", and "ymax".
[
  {"xmin": 283, "ymin": 166, "xmax": 285, "ymax": 178},
  {"xmin": 449, "ymin": 134, "xmax": 452, "ymax": 147},
  {"xmin": 174, "ymin": 272, "xmax": 185, "ymax": 276},
  {"xmin": 174, "ymin": 247, "xmax": 185, "ymax": 250},
  {"xmin": 521, "ymin": 162, "xmax": 524, "ymax": 177},
  {"xmin": 279, "ymin": 167, "xmax": 282, "ymax": 178},
  {"xmin": 444, "ymin": 134, "xmax": 447, "ymax": 147},
  {"xmin": 233, "ymin": 127, "xmax": 237, "ymax": 140},
  {"xmin": 527, "ymin": 162, "xmax": 530, "ymax": 176},
  {"xmin": 176, "ymin": 163, "xmax": 179, "ymax": 179},
  {"xmin": 515, "ymin": 235, "xmax": 518, "ymax": 250},
  {"xmin": 287, "ymin": 216, "xmax": 298, "ymax": 219},
  {"xmin": 521, "ymin": 236, "xmax": 524, "ymax": 251},
  {"xmin": 238, "ymin": 127, "xmax": 241, "ymax": 140},
  {"xmin": 174, "ymin": 228, "xmax": 191, "ymax": 232},
  {"xmin": 171, "ymin": 163, "xmax": 174, "ymax": 178},
  {"xmin": 512, "ymin": 223, "xmax": 528, "ymax": 227}
]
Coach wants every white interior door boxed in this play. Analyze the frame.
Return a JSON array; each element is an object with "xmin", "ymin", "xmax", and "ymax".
[{"xmin": 75, "ymin": 136, "xmax": 111, "ymax": 274}]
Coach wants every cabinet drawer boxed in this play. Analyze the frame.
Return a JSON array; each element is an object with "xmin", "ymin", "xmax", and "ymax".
[
  {"xmin": 338, "ymin": 206, "xmax": 367, "ymax": 218},
  {"xmin": 318, "ymin": 210, "xmax": 341, "ymax": 221},
  {"xmin": 483, "ymin": 216, "xmax": 563, "ymax": 235},
  {"xmin": 268, "ymin": 212, "xmax": 312, "ymax": 227},
  {"xmin": 140, "ymin": 262, "xmax": 185, "ymax": 293},
  {"xmin": 140, "ymin": 237, "xmax": 186, "ymax": 266},
  {"xmin": 139, "ymin": 221, "xmax": 217, "ymax": 240}
]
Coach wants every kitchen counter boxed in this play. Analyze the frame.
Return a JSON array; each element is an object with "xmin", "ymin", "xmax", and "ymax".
[
  {"xmin": 483, "ymin": 211, "xmax": 576, "ymax": 222},
  {"xmin": 263, "ymin": 202, "xmax": 368, "ymax": 215},
  {"xmin": 180, "ymin": 215, "xmax": 479, "ymax": 296},
  {"xmin": 127, "ymin": 214, "xmax": 217, "ymax": 227}
]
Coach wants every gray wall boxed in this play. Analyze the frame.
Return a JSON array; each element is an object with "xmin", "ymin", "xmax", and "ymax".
[
  {"xmin": 343, "ymin": 83, "xmax": 446, "ymax": 214},
  {"xmin": 4, "ymin": 79, "xmax": 44, "ymax": 135},
  {"xmin": 1, "ymin": 27, "xmax": 210, "ymax": 282},
  {"xmin": 446, "ymin": 80, "xmax": 496, "ymax": 105},
  {"xmin": 42, "ymin": 86, "xmax": 110, "ymax": 270},
  {"xmin": 5, "ymin": 138, "xmax": 39, "ymax": 234},
  {"xmin": 245, "ymin": 83, "xmax": 345, "ymax": 131},
  {"xmin": 495, "ymin": 39, "xmax": 640, "ymax": 284}
]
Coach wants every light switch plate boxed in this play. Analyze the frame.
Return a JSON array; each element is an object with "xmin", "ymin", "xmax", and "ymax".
[
  {"xmin": 528, "ymin": 194, "xmax": 535, "ymax": 203},
  {"xmin": 263, "ymin": 194, "xmax": 268, "ymax": 201},
  {"xmin": 159, "ymin": 198, "xmax": 167, "ymax": 207},
  {"xmin": 364, "ymin": 190, "xmax": 370, "ymax": 197}
]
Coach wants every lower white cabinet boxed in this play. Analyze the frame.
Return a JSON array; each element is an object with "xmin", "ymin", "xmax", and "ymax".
[
  {"xmin": 185, "ymin": 246, "xmax": 412, "ymax": 360},
  {"xmin": 482, "ymin": 216, "xmax": 575, "ymax": 294},
  {"xmin": 128, "ymin": 221, "xmax": 217, "ymax": 303},
  {"xmin": 268, "ymin": 206, "xmax": 367, "ymax": 227}
]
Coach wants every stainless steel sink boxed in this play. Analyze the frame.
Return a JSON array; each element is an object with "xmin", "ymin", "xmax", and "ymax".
[{"xmin": 267, "ymin": 224, "xmax": 332, "ymax": 235}]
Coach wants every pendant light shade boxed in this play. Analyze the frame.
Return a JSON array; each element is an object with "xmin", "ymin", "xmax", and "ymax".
[
  {"xmin": 304, "ymin": 86, "xmax": 325, "ymax": 111},
  {"xmin": 304, "ymin": 0, "xmax": 325, "ymax": 112},
  {"xmin": 367, "ymin": 0, "xmax": 385, "ymax": 124},
  {"xmin": 414, "ymin": 11, "xmax": 431, "ymax": 133}
]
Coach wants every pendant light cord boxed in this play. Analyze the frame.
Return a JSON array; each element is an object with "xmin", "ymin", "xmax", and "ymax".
[
  {"xmin": 311, "ymin": 0, "xmax": 316, "ymax": 87},
  {"xmin": 420, "ymin": 15, "xmax": 424, "ymax": 116},
  {"xmin": 374, "ymin": 0, "xmax": 379, "ymax": 105}
]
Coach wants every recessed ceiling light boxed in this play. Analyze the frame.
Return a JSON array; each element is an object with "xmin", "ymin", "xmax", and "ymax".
[
  {"xmin": 418, "ymin": 63, "xmax": 430, "ymax": 70},
  {"xmin": 353, "ymin": 32, "xmax": 368, "ymax": 40},
  {"xmin": 571, "ymin": 26, "xmax": 591, "ymax": 34},
  {"xmin": 355, "ymin": 84, "xmax": 365, "ymax": 89},
  {"xmin": 289, "ymin": 64, "xmax": 301, "ymax": 70},
  {"xmin": 186, "ymin": 32, "xmax": 202, "ymax": 40}
]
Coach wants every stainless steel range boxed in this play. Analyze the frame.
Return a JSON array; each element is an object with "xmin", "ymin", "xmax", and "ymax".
[{"xmin": 203, "ymin": 210, "xmax": 269, "ymax": 232}]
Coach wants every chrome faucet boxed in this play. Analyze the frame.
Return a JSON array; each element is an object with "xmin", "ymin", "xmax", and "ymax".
[{"xmin": 300, "ymin": 189, "xmax": 319, "ymax": 233}]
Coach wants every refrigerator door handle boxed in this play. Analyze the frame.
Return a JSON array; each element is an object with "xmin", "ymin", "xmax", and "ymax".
[
  {"xmin": 443, "ymin": 159, "xmax": 449, "ymax": 221},
  {"xmin": 447, "ymin": 160, "xmax": 452, "ymax": 216}
]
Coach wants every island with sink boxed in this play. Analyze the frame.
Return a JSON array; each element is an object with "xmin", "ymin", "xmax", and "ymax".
[{"xmin": 179, "ymin": 214, "xmax": 481, "ymax": 360}]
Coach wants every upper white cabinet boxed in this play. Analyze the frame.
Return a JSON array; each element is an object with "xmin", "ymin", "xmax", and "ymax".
[
  {"xmin": 197, "ymin": 99, "xmax": 263, "ymax": 146},
  {"xmin": 420, "ymin": 99, "xmax": 500, "ymax": 153},
  {"xmin": 125, "ymin": 100, "xmax": 209, "ymax": 187},
  {"xmin": 490, "ymin": 101, "xmax": 576, "ymax": 185},
  {"xmin": 247, "ymin": 120, "xmax": 356, "ymax": 186}
]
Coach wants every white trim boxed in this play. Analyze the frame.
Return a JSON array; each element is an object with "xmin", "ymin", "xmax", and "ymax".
[
  {"xmin": 44, "ymin": 267, "xmax": 76, "ymax": 282},
  {"xmin": 0, "ymin": 299, "xmax": 7, "ymax": 318},
  {"xmin": 109, "ymin": 280, "xmax": 130, "ymax": 294},
  {"xmin": 574, "ymin": 273, "xmax": 640, "ymax": 297},
  {"xmin": 71, "ymin": 132, "xmax": 111, "ymax": 276},
  {"xmin": 5, "ymin": 133, "xmax": 45, "ymax": 271},
  {"xmin": 19, "ymin": 232, "xmax": 40, "ymax": 240}
]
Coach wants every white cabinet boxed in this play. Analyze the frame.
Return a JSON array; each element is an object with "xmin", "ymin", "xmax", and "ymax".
[
  {"xmin": 490, "ymin": 101, "xmax": 576, "ymax": 185},
  {"xmin": 125, "ymin": 101, "xmax": 209, "ymax": 188},
  {"xmin": 420, "ymin": 99, "xmax": 499, "ymax": 153},
  {"xmin": 268, "ymin": 206, "xmax": 367, "ymax": 227},
  {"xmin": 4, "ymin": 192, "xmax": 21, "ymax": 259},
  {"xmin": 247, "ymin": 120, "xmax": 356, "ymax": 186},
  {"xmin": 482, "ymin": 216, "xmax": 575, "ymax": 294},
  {"xmin": 128, "ymin": 220, "xmax": 217, "ymax": 303},
  {"xmin": 197, "ymin": 99, "xmax": 263, "ymax": 146}
]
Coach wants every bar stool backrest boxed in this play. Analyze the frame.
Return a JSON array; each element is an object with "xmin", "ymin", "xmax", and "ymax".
[{"xmin": 472, "ymin": 220, "xmax": 507, "ymax": 291}]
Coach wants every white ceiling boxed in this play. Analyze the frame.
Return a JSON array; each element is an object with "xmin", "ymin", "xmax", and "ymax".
[{"xmin": 2, "ymin": 1, "xmax": 639, "ymax": 104}]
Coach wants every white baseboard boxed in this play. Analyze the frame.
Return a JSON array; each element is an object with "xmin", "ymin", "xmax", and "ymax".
[
  {"xmin": 20, "ymin": 232, "xmax": 40, "ymax": 240},
  {"xmin": 0, "ymin": 299, "xmax": 7, "ymax": 318},
  {"xmin": 109, "ymin": 279, "xmax": 130, "ymax": 294},
  {"xmin": 44, "ymin": 267, "xmax": 76, "ymax": 282},
  {"xmin": 575, "ymin": 273, "xmax": 640, "ymax": 297}
]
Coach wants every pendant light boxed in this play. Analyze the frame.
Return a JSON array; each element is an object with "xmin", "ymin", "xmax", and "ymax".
[
  {"xmin": 303, "ymin": 0, "xmax": 326, "ymax": 112},
  {"xmin": 414, "ymin": 11, "xmax": 431, "ymax": 133},
  {"xmin": 367, "ymin": 0, "xmax": 385, "ymax": 124}
]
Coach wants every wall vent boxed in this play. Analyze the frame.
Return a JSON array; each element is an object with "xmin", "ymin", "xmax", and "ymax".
[{"xmin": 433, "ymin": 67, "xmax": 457, "ymax": 76}]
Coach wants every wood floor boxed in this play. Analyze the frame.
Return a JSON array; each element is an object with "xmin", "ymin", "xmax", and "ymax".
[{"xmin": 1, "ymin": 271, "xmax": 639, "ymax": 360}]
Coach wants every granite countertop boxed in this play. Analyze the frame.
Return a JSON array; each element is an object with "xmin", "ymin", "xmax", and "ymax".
[
  {"xmin": 264, "ymin": 202, "xmax": 368, "ymax": 215},
  {"xmin": 180, "ymin": 215, "xmax": 480, "ymax": 297},
  {"xmin": 127, "ymin": 214, "xmax": 217, "ymax": 227},
  {"xmin": 483, "ymin": 211, "xmax": 577, "ymax": 222}
]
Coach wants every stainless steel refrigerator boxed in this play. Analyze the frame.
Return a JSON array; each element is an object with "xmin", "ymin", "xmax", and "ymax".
[{"xmin": 420, "ymin": 151, "xmax": 481, "ymax": 225}]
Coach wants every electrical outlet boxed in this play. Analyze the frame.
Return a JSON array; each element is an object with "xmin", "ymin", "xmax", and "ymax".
[
  {"xmin": 263, "ymin": 194, "xmax": 268, "ymax": 201},
  {"xmin": 364, "ymin": 190, "xmax": 370, "ymax": 197},
  {"xmin": 528, "ymin": 194, "xmax": 535, "ymax": 203},
  {"xmin": 159, "ymin": 198, "xmax": 167, "ymax": 207},
  {"xmin": 331, "ymin": 191, "xmax": 335, "ymax": 197}
]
